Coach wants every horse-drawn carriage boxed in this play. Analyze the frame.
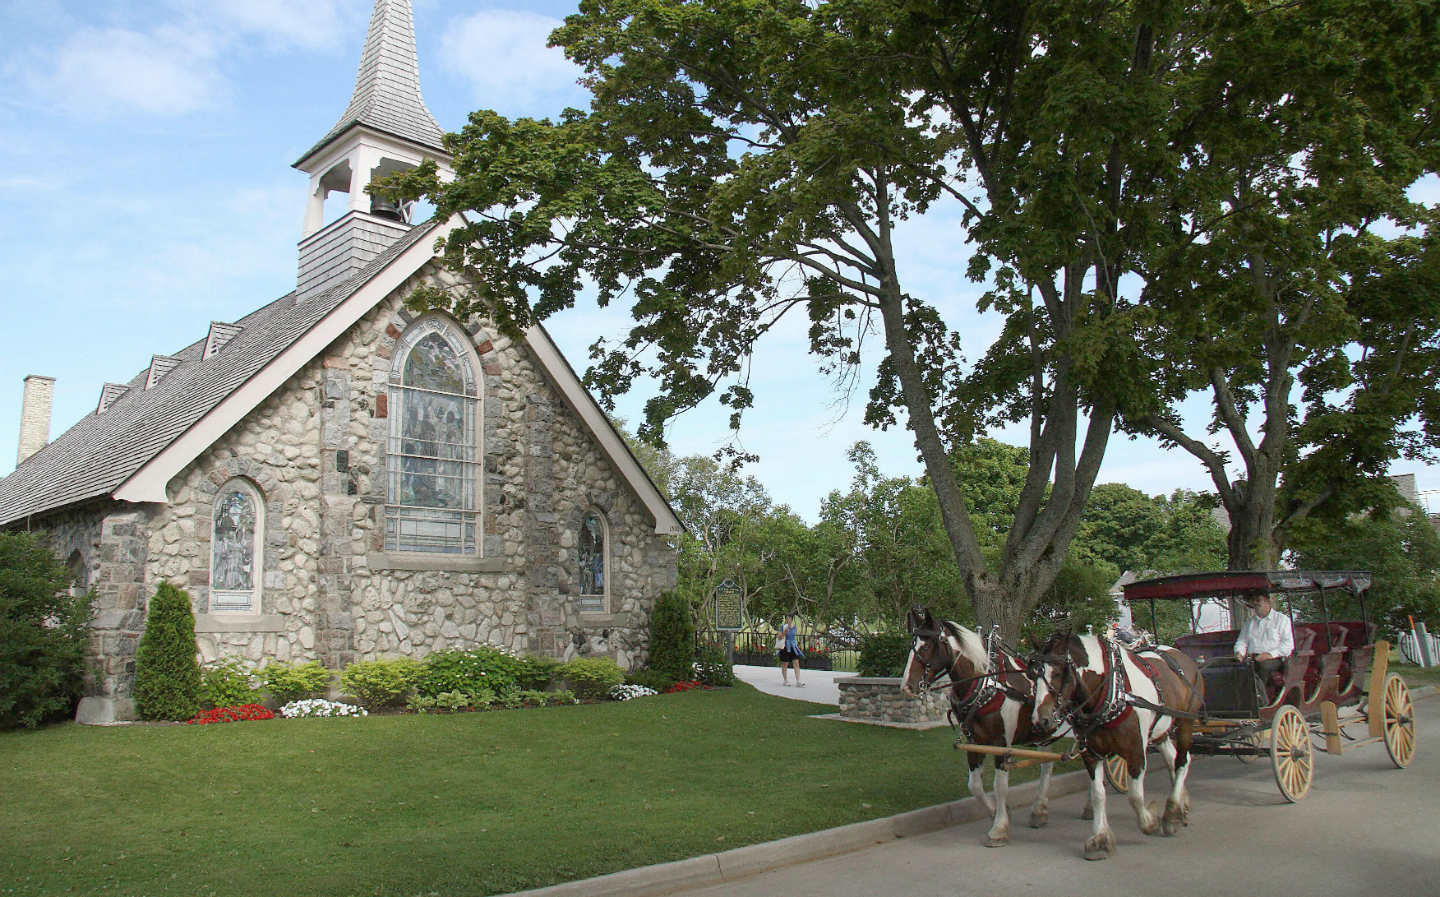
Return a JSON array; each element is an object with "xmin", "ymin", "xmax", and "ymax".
[
  {"xmin": 1114, "ymin": 570, "xmax": 1416, "ymax": 802},
  {"xmin": 903, "ymin": 570, "xmax": 1417, "ymax": 859}
]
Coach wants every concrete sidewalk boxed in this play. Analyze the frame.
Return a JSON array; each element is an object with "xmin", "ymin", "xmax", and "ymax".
[{"xmin": 731, "ymin": 663, "xmax": 851, "ymax": 705}]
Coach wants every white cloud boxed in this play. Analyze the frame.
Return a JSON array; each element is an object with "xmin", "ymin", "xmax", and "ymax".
[
  {"xmin": 438, "ymin": 8, "xmax": 586, "ymax": 114},
  {"xmin": 34, "ymin": 25, "xmax": 221, "ymax": 116},
  {"xmin": 206, "ymin": 0, "xmax": 369, "ymax": 50}
]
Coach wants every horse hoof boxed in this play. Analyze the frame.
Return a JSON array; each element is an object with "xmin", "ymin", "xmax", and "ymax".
[
  {"xmin": 985, "ymin": 836, "xmax": 1009, "ymax": 848},
  {"xmin": 1161, "ymin": 818, "xmax": 1179, "ymax": 836},
  {"xmin": 1081, "ymin": 807, "xmax": 1094, "ymax": 821},
  {"xmin": 1084, "ymin": 848, "xmax": 1111, "ymax": 861},
  {"xmin": 1029, "ymin": 813, "xmax": 1049, "ymax": 829}
]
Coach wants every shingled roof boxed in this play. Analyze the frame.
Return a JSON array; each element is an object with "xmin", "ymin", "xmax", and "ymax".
[
  {"xmin": 0, "ymin": 221, "xmax": 442, "ymax": 527},
  {"xmin": 295, "ymin": 0, "xmax": 447, "ymax": 167}
]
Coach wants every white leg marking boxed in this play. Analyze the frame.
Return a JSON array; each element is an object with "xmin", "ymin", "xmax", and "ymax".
[
  {"xmin": 1084, "ymin": 766, "xmax": 1115, "ymax": 860},
  {"xmin": 969, "ymin": 764, "xmax": 995, "ymax": 814},
  {"xmin": 1127, "ymin": 748, "xmax": 1160, "ymax": 836},
  {"xmin": 1029, "ymin": 761, "xmax": 1053, "ymax": 828},
  {"xmin": 986, "ymin": 766, "xmax": 1011, "ymax": 846}
]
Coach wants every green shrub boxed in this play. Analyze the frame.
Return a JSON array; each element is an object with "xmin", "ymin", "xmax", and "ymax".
[
  {"xmin": 858, "ymin": 631, "xmax": 912, "ymax": 678},
  {"xmin": 518, "ymin": 689, "xmax": 549, "ymax": 707},
  {"xmin": 647, "ymin": 591, "xmax": 695, "ymax": 680},
  {"xmin": 133, "ymin": 582, "xmax": 202, "ymax": 721},
  {"xmin": 694, "ymin": 643, "xmax": 735, "ymax": 686},
  {"xmin": 201, "ymin": 659, "xmax": 260, "ymax": 709},
  {"xmin": 624, "ymin": 669, "xmax": 675, "ymax": 693},
  {"xmin": 515, "ymin": 654, "xmax": 562, "ymax": 690},
  {"xmin": 415, "ymin": 647, "xmax": 521, "ymax": 697},
  {"xmin": 339, "ymin": 657, "xmax": 421, "ymax": 710},
  {"xmin": 0, "ymin": 533, "xmax": 92, "ymax": 728},
  {"xmin": 547, "ymin": 689, "xmax": 576, "ymax": 706},
  {"xmin": 261, "ymin": 661, "xmax": 331, "ymax": 705},
  {"xmin": 469, "ymin": 686, "xmax": 496, "ymax": 707},
  {"xmin": 496, "ymin": 685, "xmax": 523, "ymax": 709},
  {"xmin": 558, "ymin": 656, "xmax": 625, "ymax": 699}
]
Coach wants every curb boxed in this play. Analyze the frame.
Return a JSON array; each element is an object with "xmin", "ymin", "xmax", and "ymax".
[{"xmin": 498, "ymin": 769, "xmax": 1092, "ymax": 897}]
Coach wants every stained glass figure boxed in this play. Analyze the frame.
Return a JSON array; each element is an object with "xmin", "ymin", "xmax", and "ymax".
[
  {"xmin": 212, "ymin": 485, "xmax": 258, "ymax": 609},
  {"xmin": 386, "ymin": 319, "xmax": 480, "ymax": 555},
  {"xmin": 579, "ymin": 513, "xmax": 605, "ymax": 597}
]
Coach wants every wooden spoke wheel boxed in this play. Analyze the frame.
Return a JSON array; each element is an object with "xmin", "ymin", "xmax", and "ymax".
[
  {"xmin": 1270, "ymin": 705, "xmax": 1313, "ymax": 803},
  {"xmin": 1103, "ymin": 754, "xmax": 1131, "ymax": 794},
  {"xmin": 1382, "ymin": 672, "xmax": 1416, "ymax": 769},
  {"xmin": 1235, "ymin": 730, "xmax": 1262, "ymax": 764}
]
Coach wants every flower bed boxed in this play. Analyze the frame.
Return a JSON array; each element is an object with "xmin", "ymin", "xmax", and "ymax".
[
  {"xmin": 189, "ymin": 704, "xmax": 274, "ymax": 725},
  {"xmin": 280, "ymin": 699, "xmax": 367, "ymax": 718},
  {"xmin": 663, "ymin": 680, "xmax": 710, "ymax": 694},
  {"xmin": 609, "ymin": 684, "xmax": 657, "ymax": 701}
]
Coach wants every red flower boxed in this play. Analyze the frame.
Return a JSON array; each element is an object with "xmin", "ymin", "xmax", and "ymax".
[{"xmin": 189, "ymin": 703, "xmax": 275, "ymax": 725}]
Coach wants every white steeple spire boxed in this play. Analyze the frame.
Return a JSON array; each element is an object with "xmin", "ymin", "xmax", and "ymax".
[
  {"xmin": 296, "ymin": 0, "xmax": 446, "ymax": 167},
  {"xmin": 292, "ymin": 0, "xmax": 452, "ymax": 297}
]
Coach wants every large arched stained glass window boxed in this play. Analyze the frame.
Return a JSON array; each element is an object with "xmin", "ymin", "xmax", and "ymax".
[
  {"xmin": 386, "ymin": 317, "xmax": 479, "ymax": 554},
  {"xmin": 578, "ymin": 512, "xmax": 606, "ymax": 611},
  {"xmin": 212, "ymin": 480, "xmax": 262, "ymax": 612}
]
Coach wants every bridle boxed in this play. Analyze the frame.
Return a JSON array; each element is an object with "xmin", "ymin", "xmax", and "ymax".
[{"xmin": 1028, "ymin": 637, "xmax": 1140, "ymax": 753}]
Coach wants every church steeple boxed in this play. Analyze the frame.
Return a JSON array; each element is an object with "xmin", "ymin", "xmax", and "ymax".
[{"xmin": 293, "ymin": 0, "xmax": 451, "ymax": 297}]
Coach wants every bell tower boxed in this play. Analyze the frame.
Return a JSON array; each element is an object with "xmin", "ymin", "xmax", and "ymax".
[{"xmin": 293, "ymin": 0, "xmax": 452, "ymax": 298}]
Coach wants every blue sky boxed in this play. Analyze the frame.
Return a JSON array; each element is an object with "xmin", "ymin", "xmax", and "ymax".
[{"xmin": 1, "ymin": 0, "xmax": 1436, "ymax": 520}]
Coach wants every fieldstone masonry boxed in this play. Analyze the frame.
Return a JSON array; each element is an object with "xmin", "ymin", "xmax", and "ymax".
[
  {"xmin": 41, "ymin": 263, "xmax": 676, "ymax": 721},
  {"xmin": 837, "ymin": 677, "xmax": 949, "ymax": 725}
]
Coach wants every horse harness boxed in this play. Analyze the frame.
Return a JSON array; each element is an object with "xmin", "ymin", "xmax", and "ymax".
[{"xmin": 1032, "ymin": 638, "xmax": 1193, "ymax": 756}]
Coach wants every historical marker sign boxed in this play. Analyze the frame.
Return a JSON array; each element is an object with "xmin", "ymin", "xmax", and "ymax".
[{"xmin": 713, "ymin": 578, "xmax": 744, "ymax": 631}]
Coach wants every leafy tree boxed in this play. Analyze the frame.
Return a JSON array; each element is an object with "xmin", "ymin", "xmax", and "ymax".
[
  {"xmin": 647, "ymin": 591, "xmax": 696, "ymax": 679},
  {"xmin": 133, "ymin": 582, "xmax": 201, "ymax": 721},
  {"xmin": 1288, "ymin": 500, "xmax": 1440, "ymax": 639},
  {"xmin": 389, "ymin": 0, "xmax": 1434, "ymax": 637},
  {"xmin": 1127, "ymin": 1, "xmax": 1440, "ymax": 569},
  {"xmin": 0, "ymin": 533, "xmax": 91, "ymax": 728}
]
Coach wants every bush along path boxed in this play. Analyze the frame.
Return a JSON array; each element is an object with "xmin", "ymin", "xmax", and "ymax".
[{"xmin": 0, "ymin": 684, "xmax": 1049, "ymax": 897}]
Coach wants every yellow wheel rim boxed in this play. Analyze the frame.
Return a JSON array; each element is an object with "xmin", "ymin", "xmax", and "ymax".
[
  {"xmin": 1104, "ymin": 754, "xmax": 1131, "ymax": 794},
  {"xmin": 1383, "ymin": 673, "xmax": 1416, "ymax": 769},
  {"xmin": 1271, "ymin": 705, "xmax": 1312, "ymax": 803}
]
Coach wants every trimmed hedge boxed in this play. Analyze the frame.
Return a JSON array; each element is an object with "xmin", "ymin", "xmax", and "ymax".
[
  {"xmin": 340, "ymin": 657, "xmax": 421, "ymax": 710},
  {"xmin": 858, "ymin": 631, "xmax": 912, "ymax": 678},
  {"xmin": 133, "ymin": 582, "xmax": 202, "ymax": 721},
  {"xmin": 647, "ymin": 591, "xmax": 695, "ymax": 680}
]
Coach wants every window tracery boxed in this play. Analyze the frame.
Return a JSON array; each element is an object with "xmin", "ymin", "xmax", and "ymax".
[{"xmin": 386, "ymin": 316, "xmax": 480, "ymax": 554}]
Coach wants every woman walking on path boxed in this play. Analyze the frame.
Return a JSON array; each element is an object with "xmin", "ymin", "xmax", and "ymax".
[{"xmin": 778, "ymin": 613, "xmax": 805, "ymax": 686}]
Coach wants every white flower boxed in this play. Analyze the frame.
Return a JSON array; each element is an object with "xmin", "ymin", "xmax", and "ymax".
[
  {"xmin": 608, "ymin": 684, "xmax": 657, "ymax": 701},
  {"xmin": 280, "ymin": 699, "xmax": 367, "ymax": 718}
]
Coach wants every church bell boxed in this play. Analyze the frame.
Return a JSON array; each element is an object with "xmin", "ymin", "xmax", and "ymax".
[{"xmin": 370, "ymin": 194, "xmax": 408, "ymax": 223}]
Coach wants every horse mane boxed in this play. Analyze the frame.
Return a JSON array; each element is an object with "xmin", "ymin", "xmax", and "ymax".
[{"xmin": 941, "ymin": 620, "xmax": 990, "ymax": 674}]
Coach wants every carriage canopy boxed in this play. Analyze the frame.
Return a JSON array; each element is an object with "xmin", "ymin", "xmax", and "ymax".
[{"xmin": 1122, "ymin": 570, "xmax": 1372, "ymax": 602}]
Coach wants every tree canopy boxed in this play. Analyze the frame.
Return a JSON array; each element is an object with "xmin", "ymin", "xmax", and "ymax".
[{"xmin": 387, "ymin": 0, "xmax": 1440, "ymax": 633}]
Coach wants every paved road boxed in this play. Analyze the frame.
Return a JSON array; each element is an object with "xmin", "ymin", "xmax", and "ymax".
[{"xmin": 680, "ymin": 698, "xmax": 1438, "ymax": 897}]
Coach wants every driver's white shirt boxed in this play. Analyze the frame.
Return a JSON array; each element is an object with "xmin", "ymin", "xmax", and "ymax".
[{"xmin": 1234, "ymin": 609, "xmax": 1295, "ymax": 658}]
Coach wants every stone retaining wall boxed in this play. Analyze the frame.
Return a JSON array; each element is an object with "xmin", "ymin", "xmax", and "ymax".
[{"xmin": 837, "ymin": 677, "xmax": 948, "ymax": 724}]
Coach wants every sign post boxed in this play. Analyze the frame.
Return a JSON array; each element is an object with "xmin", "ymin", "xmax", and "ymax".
[{"xmin": 713, "ymin": 578, "xmax": 744, "ymax": 666}]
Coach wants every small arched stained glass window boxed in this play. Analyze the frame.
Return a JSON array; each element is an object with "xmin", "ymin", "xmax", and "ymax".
[
  {"xmin": 212, "ymin": 481, "xmax": 262, "ymax": 612},
  {"xmin": 578, "ymin": 512, "xmax": 605, "ymax": 611}
]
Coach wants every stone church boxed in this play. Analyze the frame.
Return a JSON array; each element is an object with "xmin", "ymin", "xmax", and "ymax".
[{"xmin": 0, "ymin": 0, "xmax": 682, "ymax": 724}]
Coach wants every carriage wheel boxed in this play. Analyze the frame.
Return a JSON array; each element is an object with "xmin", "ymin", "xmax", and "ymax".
[
  {"xmin": 1382, "ymin": 673, "xmax": 1416, "ymax": 769},
  {"xmin": 1235, "ymin": 730, "xmax": 1262, "ymax": 764},
  {"xmin": 1103, "ymin": 754, "xmax": 1130, "ymax": 794},
  {"xmin": 1270, "ymin": 705, "xmax": 1312, "ymax": 803}
]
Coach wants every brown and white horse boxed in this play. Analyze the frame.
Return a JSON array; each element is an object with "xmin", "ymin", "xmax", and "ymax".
[
  {"xmin": 1029, "ymin": 632, "xmax": 1204, "ymax": 860},
  {"xmin": 900, "ymin": 607, "xmax": 1087, "ymax": 847}
]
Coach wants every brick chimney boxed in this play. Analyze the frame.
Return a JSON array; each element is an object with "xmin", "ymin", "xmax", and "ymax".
[{"xmin": 16, "ymin": 375, "xmax": 55, "ymax": 467}]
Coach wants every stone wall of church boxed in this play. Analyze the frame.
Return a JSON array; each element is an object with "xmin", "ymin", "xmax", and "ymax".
[{"xmin": 143, "ymin": 261, "xmax": 676, "ymax": 679}]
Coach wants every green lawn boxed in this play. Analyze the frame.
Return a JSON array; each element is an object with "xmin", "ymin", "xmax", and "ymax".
[
  {"xmin": 0, "ymin": 685, "xmax": 1049, "ymax": 897},
  {"xmin": 1395, "ymin": 662, "xmax": 1440, "ymax": 689}
]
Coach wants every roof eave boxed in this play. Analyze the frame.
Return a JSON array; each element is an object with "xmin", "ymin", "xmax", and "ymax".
[{"xmin": 293, "ymin": 120, "xmax": 449, "ymax": 170}]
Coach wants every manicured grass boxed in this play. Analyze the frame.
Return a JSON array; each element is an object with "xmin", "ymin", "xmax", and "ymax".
[
  {"xmin": 0, "ymin": 685, "xmax": 1051, "ymax": 896},
  {"xmin": 1395, "ymin": 662, "xmax": 1440, "ymax": 688}
]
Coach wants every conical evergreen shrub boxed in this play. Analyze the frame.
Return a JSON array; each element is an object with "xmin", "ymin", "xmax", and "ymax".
[
  {"xmin": 133, "ymin": 582, "xmax": 201, "ymax": 721},
  {"xmin": 647, "ymin": 591, "xmax": 695, "ymax": 680}
]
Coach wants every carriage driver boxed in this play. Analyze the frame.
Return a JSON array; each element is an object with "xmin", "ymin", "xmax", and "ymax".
[{"xmin": 1233, "ymin": 593, "xmax": 1295, "ymax": 700}]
